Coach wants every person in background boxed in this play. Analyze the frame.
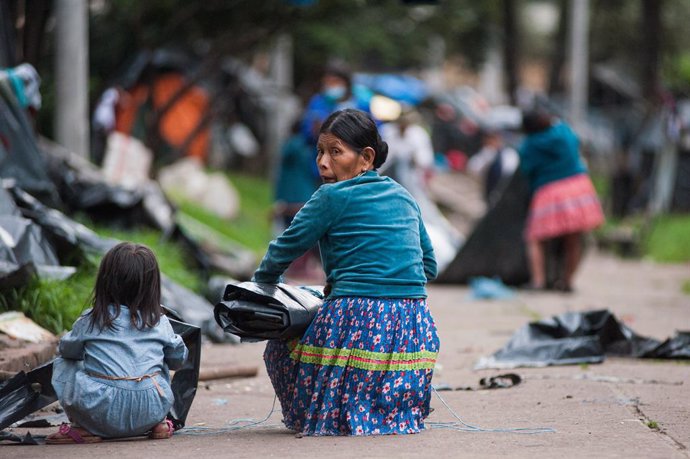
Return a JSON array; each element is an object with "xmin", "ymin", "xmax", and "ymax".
[
  {"xmin": 518, "ymin": 110, "xmax": 605, "ymax": 292},
  {"xmin": 380, "ymin": 107, "xmax": 463, "ymax": 271},
  {"xmin": 47, "ymin": 242, "xmax": 188, "ymax": 444},
  {"xmin": 273, "ymin": 120, "xmax": 322, "ymax": 280},
  {"xmin": 274, "ymin": 120, "xmax": 320, "ymax": 228},
  {"xmin": 379, "ymin": 107, "xmax": 435, "ymax": 192},
  {"xmin": 300, "ymin": 61, "xmax": 370, "ymax": 147},
  {"xmin": 255, "ymin": 109, "xmax": 439, "ymax": 436},
  {"xmin": 467, "ymin": 128, "xmax": 519, "ymax": 207}
]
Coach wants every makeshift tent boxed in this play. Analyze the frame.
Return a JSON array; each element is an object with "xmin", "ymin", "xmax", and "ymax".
[
  {"xmin": 0, "ymin": 71, "xmax": 58, "ymax": 204},
  {"xmin": 435, "ymin": 171, "xmax": 574, "ymax": 287},
  {"xmin": 114, "ymin": 72, "xmax": 210, "ymax": 162},
  {"xmin": 436, "ymin": 172, "xmax": 531, "ymax": 285}
]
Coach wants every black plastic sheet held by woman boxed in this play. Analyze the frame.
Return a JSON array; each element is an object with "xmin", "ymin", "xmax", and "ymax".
[{"xmin": 214, "ymin": 282, "xmax": 323, "ymax": 342}]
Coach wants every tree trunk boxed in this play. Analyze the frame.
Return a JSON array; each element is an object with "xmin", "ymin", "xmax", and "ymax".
[
  {"xmin": 548, "ymin": 0, "xmax": 569, "ymax": 96},
  {"xmin": 0, "ymin": 0, "xmax": 18, "ymax": 67},
  {"xmin": 502, "ymin": 0, "xmax": 520, "ymax": 106},
  {"xmin": 22, "ymin": 0, "xmax": 52, "ymax": 68},
  {"xmin": 640, "ymin": 0, "xmax": 662, "ymax": 104}
]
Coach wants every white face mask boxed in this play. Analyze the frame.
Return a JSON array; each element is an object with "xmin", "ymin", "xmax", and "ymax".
[{"xmin": 323, "ymin": 85, "xmax": 347, "ymax": 102}]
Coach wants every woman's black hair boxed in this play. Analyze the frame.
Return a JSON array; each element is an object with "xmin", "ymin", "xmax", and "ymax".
[
  {"xmin": 88, "ymin": 242, "xmax": 162, "ymax": 332},
  {"xmin": 319, "ymin": 109, "xmax": 389, "ymax": 169},
  {"xmin": 521, "ymin": 109, "xmax": 553, "ymax": 134}
]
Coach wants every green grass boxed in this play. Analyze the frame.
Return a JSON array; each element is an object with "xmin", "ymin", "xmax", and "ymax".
[
  {"xmin": 646, "ymin": 420, "xmax": 659, "ymax": 430},
  {"xmin": 0, "ymin": 264, "xmax": 97, "ymax": 334},
  {"xmin": 596, "ymin": 214, "xmax": 690, "ymax": 263},
  {"xmin": 644, "ymin": 215, "xmax": 690, "ymax": 263},
  {"xmin": 682, "ymin": 280, "xmax": 690, "ymax": 295},
  {"xmin": 1, "ymin": 226, "xmax": 205, "ymax": 334},
  {"xmin": 1, "ymin": 172, "xmax": 271, "ymax": 334},
  {"xmin": 93, "ymin": 226, "xmax": 204, "ymax": 293},
  {"xmin": 171, "ymin": 172, "xmax": 273, "ymax": 254}
]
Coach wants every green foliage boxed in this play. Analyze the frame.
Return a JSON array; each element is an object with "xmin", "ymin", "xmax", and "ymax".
[
  {"xmin": 0, "ymin": 265, "xmax": 97, "ymax": 334},
  {"xmin": 643, "ymin": 215, "xmax": 690, "ymax": 263},
  {"xmin": 292, "ymin": 0, "xmax": 494, "ymax": 88},
  {"xmin": 85, "ymin": 0, "xmax": 499, "ymax": 112},
  {"xmin": 172, "ymin": 172, "xmax": 274, "ymax": 255},
  {"xmin": 0, "ymin": 225, "xmax": 205, "ymax": 334},
  {"xmin": 0, "ymin": 171, "xmax": 275, "ymax": 335},
  {"xmin": 589, "ymin": 0, "xmax": 690, "ymax": 94},
  {"xmin": 91, "ymin": 226, "xmax": 205, "ymax": 292}
]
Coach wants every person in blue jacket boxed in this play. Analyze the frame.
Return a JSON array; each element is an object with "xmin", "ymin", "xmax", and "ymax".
[
  {"xmin": 273, "ymin": 120, "xmax": 322, "ymax": 279},
  {"xmin": 274, "ymin": 120, "xmax": 320, "ymax": 228},
  {"xmin": 300, "ymin": 62, "xmax": 370, "ymax": 146},
  {"xmin": 255, "ymin": 109, "xmax": 440, "ymax": 436}
]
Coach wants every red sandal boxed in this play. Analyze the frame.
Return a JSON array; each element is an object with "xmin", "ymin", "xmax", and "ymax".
[{"xmin": 46, "ymin": 423, "xmax": 102, "ymax": 444}]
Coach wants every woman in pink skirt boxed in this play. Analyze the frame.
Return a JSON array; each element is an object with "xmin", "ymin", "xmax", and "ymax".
[{"xmin": 518, "ymin": 110, "xmax": 604, "ymax": 292}]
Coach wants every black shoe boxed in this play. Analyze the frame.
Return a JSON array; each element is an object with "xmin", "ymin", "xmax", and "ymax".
[
  {"xmin": 553, "ymin": 280, "xmax": 573, "ymax": 293},
  {"xmin": 522, "ymin": 283, "xmax": 545, "ymax": 292}
]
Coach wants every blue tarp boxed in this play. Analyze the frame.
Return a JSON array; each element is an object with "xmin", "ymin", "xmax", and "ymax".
[{"xmin": 354, "ymin": 73, "xmax": 428, "ymax": 106}]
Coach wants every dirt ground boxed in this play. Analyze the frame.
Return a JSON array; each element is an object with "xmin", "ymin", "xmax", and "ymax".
[{"xmin": 4, "ymin": 250, "xmax": 690, "ymax": 458}]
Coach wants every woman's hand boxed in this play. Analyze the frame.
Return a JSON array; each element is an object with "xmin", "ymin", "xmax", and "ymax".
[{"xmin": 323, "ymin": 283, "xmax": 332, "ymax": 297}]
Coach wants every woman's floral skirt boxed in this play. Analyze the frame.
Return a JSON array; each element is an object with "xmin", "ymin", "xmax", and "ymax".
[{"xmin": 264, "ymin": 296, "xmax": 439, "ymax": 436}]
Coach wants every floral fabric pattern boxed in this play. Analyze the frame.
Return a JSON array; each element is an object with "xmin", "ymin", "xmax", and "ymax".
[{"xmin": 264, "ymin": 296, "xmax": 439, "ymax": 436}]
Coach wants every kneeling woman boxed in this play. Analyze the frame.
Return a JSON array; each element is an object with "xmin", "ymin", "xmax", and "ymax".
[{"xmin": 254, "ymin": 109, "xmax": 440, "ymax": 436}]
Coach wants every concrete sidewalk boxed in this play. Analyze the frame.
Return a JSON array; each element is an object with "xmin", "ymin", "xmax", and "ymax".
[{"xmin": 5, "ymin": 251, "xmax": 690, "ymax": 458}]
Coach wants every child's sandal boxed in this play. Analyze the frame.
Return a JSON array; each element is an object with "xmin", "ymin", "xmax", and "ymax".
[
  {"xmin": 149, "ymin": 418, "xmax": 174, "ymax": 440},
  {"xmin": 46, "ymin": 423, "xmax": 102, "ymax": 444}
]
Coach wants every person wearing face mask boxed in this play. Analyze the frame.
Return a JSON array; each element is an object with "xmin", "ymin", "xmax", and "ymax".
[
  {"xmin": 300, "ymin": 61, "xmax": 371, "ymax": 147},
  {"xmin": 255, "ymin": 109, "xmax": 439, "ymax": 436}
]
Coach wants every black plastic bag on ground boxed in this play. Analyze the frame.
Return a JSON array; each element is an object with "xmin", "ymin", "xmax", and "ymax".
[
  {"xmin": 214, "ymin": 282, "xmax": 323, "ymax": 342},
  {"xmin": 0, "ymin": 318, "xmax": 200, "ymax": 431},
  {"xmin": 475, "ymin": 309, "xmax": 690, "ymax": 369},
  {"xmin": 0, "ymin": 362, "xmax": 55, "ymax": 431},
  {"xmin": 167, "ymin": 318, "xmax": 201, "ymax": 429}
]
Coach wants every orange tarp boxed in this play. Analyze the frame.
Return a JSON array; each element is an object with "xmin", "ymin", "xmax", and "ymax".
[{"xmin": 114, "ymin": 73, "xmax": 210, "ymax": 161}]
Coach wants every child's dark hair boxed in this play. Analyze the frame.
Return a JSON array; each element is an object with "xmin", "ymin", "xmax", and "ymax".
[
  {"xmin": 319, "ymin": 109, "xmax": 389, "ymax": 169},
  {"xmin": 88, "ymin": 242, "xmax": 162, "ymax": 332}
]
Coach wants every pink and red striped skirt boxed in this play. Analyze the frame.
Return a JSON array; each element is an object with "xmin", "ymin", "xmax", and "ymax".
[{"xmin": 526, "ymin": 173, "xmax": 605, "ymax": 242}]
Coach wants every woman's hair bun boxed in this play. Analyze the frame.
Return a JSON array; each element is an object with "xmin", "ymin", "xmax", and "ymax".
[{"xmin": 374, "ymin": 137, "xmax": 388, "ymax": 168}]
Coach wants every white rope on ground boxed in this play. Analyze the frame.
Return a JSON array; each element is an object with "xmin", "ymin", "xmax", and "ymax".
[
  {"xmin": 176, "ymin": 395, "xmax": 280, "ymax": 436},
  {"xmin": 428, "ymin": 387, "xmax": 556, "ymax": 434},
  {"xmin": 177, "ymin": 388, "xmax": 556, "ymax": 436}
]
